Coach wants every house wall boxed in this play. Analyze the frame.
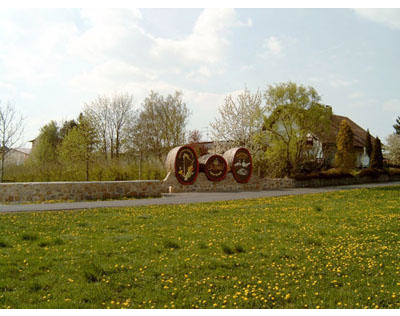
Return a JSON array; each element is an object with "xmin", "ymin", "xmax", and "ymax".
[{"xmin": 4, "ymin": 150, "xmax": 29, "ymax": 166}]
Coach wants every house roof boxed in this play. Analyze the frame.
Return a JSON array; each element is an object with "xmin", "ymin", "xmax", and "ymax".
[
  {"xmin": 10, "ymin": 148, "xmax": 31, "ymax": 155},
  {"xmin": 327, "ymin": 115, "xmax": 373, "ymax": 148}
]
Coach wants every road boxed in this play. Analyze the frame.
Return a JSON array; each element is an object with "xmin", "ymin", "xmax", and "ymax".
[{"xmin": 0, "ymin": 181, "xmax": 399, "ymax": 213}]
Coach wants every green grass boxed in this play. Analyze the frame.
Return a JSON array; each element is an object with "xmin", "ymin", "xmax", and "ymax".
[{"xmin": 0, "ymin": 186, "xmax": 399, "ymax": 309}]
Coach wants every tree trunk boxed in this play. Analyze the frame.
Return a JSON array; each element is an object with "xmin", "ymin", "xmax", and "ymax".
[{"xmin": 0, "ymin": 151, "xmax": 4, "ymax": 183}]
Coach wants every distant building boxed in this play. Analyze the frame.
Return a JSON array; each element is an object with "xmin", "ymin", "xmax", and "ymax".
[
  {"xmin": 1, "ymin": 148, "xmax": 31, "ymax": 166},
  {"xmin": 29, "ymin": 138, "xmax": 38, "ymax": 150}
]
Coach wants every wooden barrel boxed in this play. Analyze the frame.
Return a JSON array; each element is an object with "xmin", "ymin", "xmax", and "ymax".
[
  {"xmin": 199, "ymin": 154, "xmax": 228, "ymax": 182},
  {"xmin": 165, "ymin": 145, "xmax": 199, "ymax": 185},
  {"xmin": 223, "ymin": 147, "xmax": 253, "ymax": 183}
]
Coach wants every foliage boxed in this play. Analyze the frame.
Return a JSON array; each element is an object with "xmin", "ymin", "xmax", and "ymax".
[
  {"xmin": 84, "ymin": 93, "xmax": 135, "ymax": 160},
  {"xmin": 356, "ymin": 167, "xmax": 387, "ymax": 178},
  {"xmin": 370, "ymin": 137, "xmax": 384, "ymax": 169},
  {"xmin": 58, "ymin": 114, "xmax": 99, "ymax": 181},
  {"xmin": 393, "ymin": 116, "xmax": 400, "ymax": 135},
  {"xmin": 210, "ymin": 89, "xmax": 268, "ymax": 175},
  {"xmin": 335, "ymin": 120, "xmax": 355, "ymax": 170},
  {"xmin": 1, "ymin": 186, "xmax": 400, "ymax": 308},
  {"xmin": 127, "ymin": 91, "xmax": 190, "ymax": 163},
  {"xmin": 293, "ymin": 168, "xmax": 353, "ymax": 180},
  {"xmin": 385, "ymin": 133, "xmax": 400, "ymax": 165},
  {"xmin": 262, "ymin": 82, "xmax": 332, "ymax": 176},
  {"xmin": 365, "ymin": 129, "xmax": 372, "ymax": 159},
  {"xmin": 28, "ymin": 121, "xmax": 62, "ymax": 181}
]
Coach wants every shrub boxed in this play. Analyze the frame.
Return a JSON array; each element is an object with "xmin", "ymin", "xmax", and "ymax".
[
  {"xmin": 357, "ymin": 168, "xmax": 387, "ymax": 178},
  {"xmin": 388, "ymin": 168, "xmax": 400, "ymax": 176},
  {"xmin": 293, "ymin": 168, "xmax": 353, "ymax": 181},
  {"xmin": 335, "ymin": 120, "xmax": 356, "ymax": 170}
]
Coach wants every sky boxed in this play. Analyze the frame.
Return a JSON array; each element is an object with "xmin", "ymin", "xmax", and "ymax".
[{"xmin": 0, "ymin": 6, "xmax": 399, "ymax": 147}]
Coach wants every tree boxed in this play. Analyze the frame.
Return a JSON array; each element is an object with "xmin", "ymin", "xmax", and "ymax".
[
  {"xmin": 370, "ymin": 137, "xmax": 384, "ymax": 169},
  {"xmin": 211, "ymin": 88, "xmax": 264, "ymax": 150},
  {"xmin": 385, "ymin": 134, "xmax": 400, "ymax": 165},
  {"xmin": 393, "ymin": 116, "xmax": 400, "ymax": 135},
  {"xmin": 29, "ymin": 121, "xmax": 61, "ymax": 181},
  {"xmin": 188, "ymin": 130, "xmax": 202, "ymax": 144},
  {"xmin": 127, "ymin": 91, "xmax": 190, "ymax": 163},
  {"xmin": 109, "ymin": 93, "xmax": 135, "ymax": 159},
  {"xmin": 365, "ymin": 129, "xmax": 372, "ymax": 159},
  {"xmin": 187, "ymin": 129, "xmax": 208, "ymax": 157},
  {"xmin": 59, "ymin": 119, "xmax": 78, "ymax": 140},
  {"xmin": 0, "ymin": 101, "xmax": 24, "ymax": 182},
  {"xmin": 59, "ymin": 114, "xmax": 98, "ymax": 180},
  {"xmin": 335, "ymin": 119, "xmax": 356, "ymax": 170},
  {"xmin": 262, "ymin": 82, "xmax": 332, "ymax": 176},
  {"xmin": 84, "ymin": 93, "xmax": 135, "ymax": 160},
  {"xmin": 84, "ymin": 95, "xmax": 110, "ymax": 160},
  {"xmin": 210, "ymin": 88, "xmax": 267, "ymax": 174}
]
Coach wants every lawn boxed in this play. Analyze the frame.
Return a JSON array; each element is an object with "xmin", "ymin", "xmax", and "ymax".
[{"xmin": 0, "ymin": 186, "xmax": 399, "ymax": 309}]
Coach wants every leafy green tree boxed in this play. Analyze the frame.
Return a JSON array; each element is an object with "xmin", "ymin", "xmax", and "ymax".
[
  {"xmin": 262, "ymin": 82, "xmax": 332, "ymax": 176},
  {"xmin": 370, "ymin": 137, "xmax": 384, "ymax": 169},
  {"xmin": 59, "ymin": 119, "xmax": 78, "ymax": 140},
  {"xmin": 127, "ymin": 91, "xmax": 190, "ymax": 163},
  {"xmin": 59, "ymin": 114, "xmax": 98, "ymax": 181},
  {"xmin": 335, "ymin": 119, "xmax": 356, "ymax": 170},
  {"xmin": 365, "ymin": 129, "xmax": 372, "ymax": 160},
  {"xmin": 394, "ymin": 116, "xmax": 400, "ymax": 135},
  {"xmin": 29, "ymin": 121, "xmax": 61, "ymax": 181}
]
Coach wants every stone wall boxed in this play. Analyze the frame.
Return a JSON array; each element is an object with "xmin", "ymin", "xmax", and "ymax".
[
  {"xmin": 163, "ymin": 172, "xmax": 400, "ymax": 193},
  {"xmin": 162, "ymin": 172, "xmax": 295, "ymax": 193},
  {"xmin": 1, "ymin": 173, "xmax": 399, "ymax": 203},
  {"xmin": 0, "ymin": 180, "xmax": 161, "ymax": 203}
]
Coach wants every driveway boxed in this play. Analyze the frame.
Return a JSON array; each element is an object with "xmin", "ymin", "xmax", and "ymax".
[{"xmin": 0, "ymin": 181, "xmax": 399, "ymax": 213}]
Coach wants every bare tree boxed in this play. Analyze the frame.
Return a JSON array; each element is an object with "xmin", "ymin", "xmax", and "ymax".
[
  {"xmin": 84, "ymin": 93, "xmax": 135, "ymax": 160},
  {"xmin": 210, "ymin": 88, "xmax": 265, "ymax": 154},
  {"xmin": 109, "ymin": 93, "xmax": 135, "ymax": 159},
  {"xmin": 0, "ymin": 101, "xmax": 24, "ymax": 182},
  {"xmin": 84, "ymin": 95, "xmax": 110, "ymax": 160}
]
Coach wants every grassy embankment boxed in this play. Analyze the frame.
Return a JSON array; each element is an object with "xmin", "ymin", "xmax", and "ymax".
[{"xmin": 0, "ymin": 186, "xmax": 399, "ymax": 309}]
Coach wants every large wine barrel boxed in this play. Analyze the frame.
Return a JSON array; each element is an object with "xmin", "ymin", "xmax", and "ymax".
[
  {"xmin": 223, "ymin": 147, "xmax": 253, "ymax": 183},
  {"xmin": 165, "ymin": 145, "xmax": 199, "ymax": 185},
  {"xmin": 199, "ymin": 154, "xmax": 228, "ymax": 182}
]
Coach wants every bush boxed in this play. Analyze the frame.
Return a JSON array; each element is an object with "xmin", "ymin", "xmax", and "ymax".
[
  {"xmin": 357, "ymin": 168, "xmax": 388, "ymax": 178},
  {"xmin": 293, "ymin": 168, "xmax": 353, "ymax": 181},
  {"xmin": 388, "ymin": 168, "xmax": 400, "ymax": 176}
]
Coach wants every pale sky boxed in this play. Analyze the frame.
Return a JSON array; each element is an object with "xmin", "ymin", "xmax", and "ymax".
[{"xmin": 0, "ymin": 6, "xmax": 399, "ymax": 146}]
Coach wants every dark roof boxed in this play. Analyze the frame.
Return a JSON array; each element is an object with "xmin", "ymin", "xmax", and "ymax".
[{"xmin": 327, "ymin": 115, "xmax": 373, "ymax": 148}]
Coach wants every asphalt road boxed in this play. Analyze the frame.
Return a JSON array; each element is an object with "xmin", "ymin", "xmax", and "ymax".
[{"xmin": 1, "ymin": 181, "xmax": 399, "ymax": 213}]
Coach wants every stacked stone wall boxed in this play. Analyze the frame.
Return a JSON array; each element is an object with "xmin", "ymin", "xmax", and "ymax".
[
  {"xmin": 0, "ymin": 175, "xmax": 399, "ymax": 203},
  {"xmin": 0, "ymin": 180, "xmax": 161, "ymax": 203}
]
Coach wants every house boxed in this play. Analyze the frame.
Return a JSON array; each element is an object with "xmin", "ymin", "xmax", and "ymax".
[
  {"xmin": 320, "ymin": 114, "xmax": 372, "ymax": 168},
  {"xmin": 1, "ymin": 148, "xmax": 31, "ymax": 166}
]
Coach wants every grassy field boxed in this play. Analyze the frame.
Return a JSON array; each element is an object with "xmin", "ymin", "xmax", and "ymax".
[{"xmin": 0, "ymin": 186, "xmax": 399, "ymax": 309}]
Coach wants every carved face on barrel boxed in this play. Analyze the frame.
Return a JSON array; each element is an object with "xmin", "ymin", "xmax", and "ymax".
[
  {"xmin": 232, "ymin": 148, "xmax": 252, "ymax": 183},
  {"xmin": 175, "ymin": 147, "xmax": 198, "ymax": 185}
]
